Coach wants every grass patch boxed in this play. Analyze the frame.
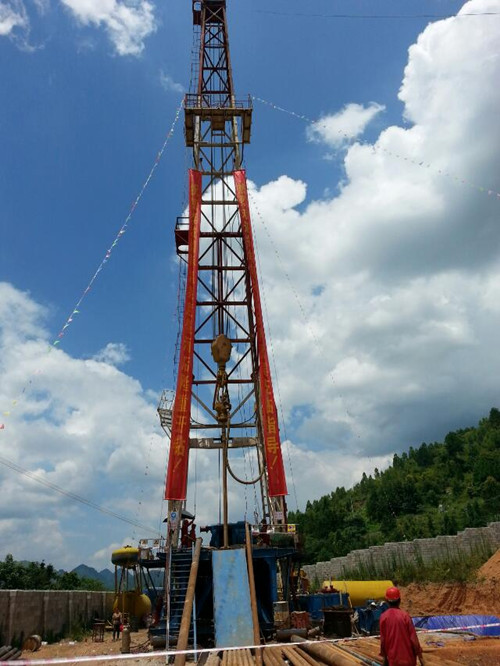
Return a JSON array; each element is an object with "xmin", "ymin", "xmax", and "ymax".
[
  {"xmin": 67, "ymin": 616, "xmax": 92, "ymax": 642},
  {"xmin": 338, "ymin": 541, "xmax": 493, "ymax": 586}
]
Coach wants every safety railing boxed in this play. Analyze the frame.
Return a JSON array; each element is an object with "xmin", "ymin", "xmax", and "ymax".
[{"xmin": 184, "ymin": 93, "xmax": 253, "ymax": 110}]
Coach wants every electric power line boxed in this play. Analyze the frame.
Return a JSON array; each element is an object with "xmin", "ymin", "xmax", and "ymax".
[
  {"xmin": 253, "ymin": 10, "xmax": 500, "ymax": 20},
  {"xmin": 0, "ymin": 454, "xmax": 161, "ymax": 536}
]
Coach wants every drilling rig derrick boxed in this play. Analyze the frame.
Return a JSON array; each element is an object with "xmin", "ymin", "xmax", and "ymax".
[
  {"xmin": 138, "ymin": 0, "xmax": 303, "ymax": 651},
  {"xmin": 161, "ymin": 0, "xmax": 287, "ymax": 551}
]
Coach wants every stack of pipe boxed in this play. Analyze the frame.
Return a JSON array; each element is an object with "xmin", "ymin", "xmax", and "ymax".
[
  {"xmin": 296, "ymin": 641, "xmax": 371, "ymax": 666},
  {"xmin": 221, "ymin": 648, "xmax": 256, "ymax": 666},
  {"xmin": 0, "ymin": 645, "xmax": 22, "ymax": 661},
  {"xmin": 207, "ymin": 637, "xmax": 465, "ymax": 666},
  {"xmin": 340, "ymin": 637, "xmax": 463, "ymax": 666}
]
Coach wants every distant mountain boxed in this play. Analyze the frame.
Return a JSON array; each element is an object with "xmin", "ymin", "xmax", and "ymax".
[
  {"xmin": 71, "ymin": 563, "xmax": 164, "ymax": 590},
  {"xmin": 72, "ymin": 564, "xmax": 115, "ymax": 590}
]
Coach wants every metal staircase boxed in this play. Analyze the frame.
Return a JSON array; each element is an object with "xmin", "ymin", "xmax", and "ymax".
[{"xmin": 167, "ymin": 548, "xmax": 196, "ymax": 647}]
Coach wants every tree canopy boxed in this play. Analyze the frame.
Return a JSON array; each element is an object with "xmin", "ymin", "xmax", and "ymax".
[
  {"xmin": 0, "ymin": 555, "xmax": 105, "ymax": 591},
  {"xmin": 289, "ymin": 408, "xmax": 500, "ymax": 563}
]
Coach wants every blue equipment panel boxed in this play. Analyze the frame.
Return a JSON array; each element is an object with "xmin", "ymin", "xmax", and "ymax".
[
  {"xmin": 212, "ymin": 549, "xmax": 254, "ymax": 647},
  {"xmin": 296, "ymin": 593, "xmax": 350, "ymax": 620}
]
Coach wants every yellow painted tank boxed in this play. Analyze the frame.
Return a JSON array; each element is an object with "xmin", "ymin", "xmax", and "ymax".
[
  {"xmin": 113, "ymin": 591, "xmax": 151, "ymax": 618},
  {"xmin": 111, "ymin": 547, "xmax": 140, "ymax": 568},
  {"xmin": 321, "ymin": 580, "xmax": 394, "ymax": 606}
]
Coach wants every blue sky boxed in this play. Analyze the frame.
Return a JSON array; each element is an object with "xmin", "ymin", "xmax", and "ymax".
[
  {"xmin": 2, "ymin": 0, "xmax": 464, "ymax": 389},
  {"xmin": 1, "ymin": 0, "xmax": 500, "ymax": 569}
]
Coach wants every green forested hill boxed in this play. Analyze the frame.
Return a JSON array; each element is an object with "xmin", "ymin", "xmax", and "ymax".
[
  {"xmin": 289, "ymin": 408, "xmax": 500, "ymax": 564},
  {"xmin": 0, "ymin": 554, "xmax": 105, "ymax": 590}
]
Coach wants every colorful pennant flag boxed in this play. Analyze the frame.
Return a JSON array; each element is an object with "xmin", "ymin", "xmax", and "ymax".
[
  {"xmin": 49, "ymin": 102, "xmax": 183, "ymax": 350},
  {"xmin": 253, "ymin": 95, "xmax": 500, "ymax": 202}
]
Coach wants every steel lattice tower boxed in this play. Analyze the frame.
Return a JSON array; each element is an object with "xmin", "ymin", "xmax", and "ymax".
[{"xmin": 160, "ymin": 0, "xmax": 287, "ymax": 547}]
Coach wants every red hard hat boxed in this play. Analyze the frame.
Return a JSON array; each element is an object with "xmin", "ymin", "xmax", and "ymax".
[{"xmin": 385, "ymin": 586, "xmax": 401, "ymax": 601}]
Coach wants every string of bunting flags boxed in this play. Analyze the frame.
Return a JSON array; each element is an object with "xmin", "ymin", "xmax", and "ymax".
[
  {"xmin": 252, "ymin": 96, "xmax": 500, "ymax": 202},
  {"xmin": 51, "ymin": 102, "xmax": 183, "ymax": 349},
  {"xmin": 0, "ymin": 102, "xmax": 183, "ymax": 432}
]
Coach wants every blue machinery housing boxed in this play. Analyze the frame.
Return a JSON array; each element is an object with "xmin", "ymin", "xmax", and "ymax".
[
  {"xmin": 143, "ymin": 521, "xmax": 307, "ymax": 646},
  {"xmin": 142, "ymin": 522, "xmax": 366, "ymax": 647}
]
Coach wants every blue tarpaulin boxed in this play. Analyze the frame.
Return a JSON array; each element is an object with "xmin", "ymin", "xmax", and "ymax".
[{"xmin": 413, "ymin": 614, "xmax": 500, "ymax": 637}]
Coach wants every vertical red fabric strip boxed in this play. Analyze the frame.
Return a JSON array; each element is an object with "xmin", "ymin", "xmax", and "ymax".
[
  {"xmin": 233, "ymin": 170, "xmax": 288, "ymax": 497},
  {"xmin": 165, "ymin": 170, "xmax": 202, "ymax": 500}
]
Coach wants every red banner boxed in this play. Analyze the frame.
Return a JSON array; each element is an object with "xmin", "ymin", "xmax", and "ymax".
[
  {"xmin": 165, "ymin": 170, "xmax": 202, "ymax": 500},
  {"xmin": 233, "ymin": 170, "xmax": 288, "ymax": 497}
]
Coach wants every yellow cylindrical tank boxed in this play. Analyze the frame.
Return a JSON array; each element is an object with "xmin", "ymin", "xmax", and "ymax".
[
  {"xmin": 112, "ymin": 547, "xmax": 140, "ymax": 568},
  {"xmin": 113, "ymin": 591, "xmax": 152, "ymax": 618},
  {"xmin": 321, "ymin": 580, "xmax": 394, "ymax": 606}
]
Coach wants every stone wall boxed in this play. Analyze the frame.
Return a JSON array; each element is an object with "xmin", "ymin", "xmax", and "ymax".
[
  {"xmin": 0, "ymin": 590, "xmax": 115, "ymax": 646},
  {"xmin": 302, "ymin": 521, "xmax": 500, "ymax": 583}
]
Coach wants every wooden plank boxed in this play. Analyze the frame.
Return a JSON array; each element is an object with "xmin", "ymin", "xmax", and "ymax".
[
  {"xmin": 175, "ymin": 538, "xmax": 203, "ymax": 666},
  {"xmin": 245, "ymin": 523, "xmax": 262, "ymax": 666}
]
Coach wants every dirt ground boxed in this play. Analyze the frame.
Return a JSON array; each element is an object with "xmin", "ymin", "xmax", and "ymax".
[
  {"xmin": 400, "ymin": 578, "xmax": 500, "ymax": 616},
  {"xmin": 423, "ymin": 636, "xmax": 500, "ymax": 666},
  {"xmin": 395, "ymin": 548, "xmax": 500, "ymax": 663},
  {"xmin": 21, "ymin": 629, "xmax": 166, "ymax": 666},
  {"xmin": 20, "ymin": 630, "xmax": 500, "ymax": 666},
  {"xmin": 351, "ymin": 633, "xmax": 500, "ymax": 666},
  {"xmin": 400, "ymin": 548, "xmax": 500, "ymax": 615}
]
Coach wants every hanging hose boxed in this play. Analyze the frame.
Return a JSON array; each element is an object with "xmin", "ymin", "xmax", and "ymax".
[
  {"xmin": 226, "ymin": 454, "xmax": 265, "ymax": 485},
  {"xmin": 224, "ymin": 414, "xmax": 265, "ymax": 485}
]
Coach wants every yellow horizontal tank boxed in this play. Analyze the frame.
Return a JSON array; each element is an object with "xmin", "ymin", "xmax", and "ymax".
[
  {"xmin": 113, "ymin": 591, "xmax": 151, "ymax": 618},
  {"xmin": 321, "ymin": 580, "xmax": 394, "ymax": 607},
  {"xmin": 111, "ymin": 547, "xmax": 140, "ymax": 568}
]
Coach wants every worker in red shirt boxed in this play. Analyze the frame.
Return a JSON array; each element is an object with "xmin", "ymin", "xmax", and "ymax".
[
  {"xmin": 380, "ymin": 587, "xmax": 424, "ymax": 666},
  {"xmin": 180, "ymin": 518, "xmax": 194, "ymax": 547}
]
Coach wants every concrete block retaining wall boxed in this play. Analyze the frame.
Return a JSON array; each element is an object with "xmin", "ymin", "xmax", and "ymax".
[
  {"xmin": 302, "ymin": 521, "xmax": 500, "ymax": 582},
  {"xmin": 0, "ymin": 590, "xmax": 115, "ymax": 646}
]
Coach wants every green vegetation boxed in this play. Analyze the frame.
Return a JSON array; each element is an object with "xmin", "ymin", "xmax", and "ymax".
[
  {"xmin": 289, "ymin": 408, "xmax": 500, "ymax": 564},
  {"xmin": 340, "ymin": 542, "xmax": 493, "ymax": 585},
  {"xmin": 67, "ymin": 616, "xmax": 93, "ymax": 642},
  {"xmin": 0, "ymin": 554, "xmax": 105, "ymax": 590}
]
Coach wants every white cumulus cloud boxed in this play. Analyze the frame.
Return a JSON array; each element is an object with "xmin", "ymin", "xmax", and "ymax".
[
  {"xmin": 0, "ymin": 282, "xmax": 383, "ymax": 569},
  {"xmin": 249, "ymin": 0, "xmax": 500, "ymax": 460},
  {"xmin": 0, "ymin": 0, "xmax": 28, "ymax": 37},
  {"xmin": 93, "ymin": 342, "xmax": 131, "ymax": 366},
  {"xmin": 60, "ymin": 0, "xmax": 157, "ymax": 56},
  {"xmin": 0, "ymin": 282, "xmax": 167, "ymax": 568},
  {"xmin": 308, "ymin": 102, "xmax": 385, "ymax": 149},
  {"xmin": 159, "ymin": 70, "xmax": 185, "ymax": 94}
]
